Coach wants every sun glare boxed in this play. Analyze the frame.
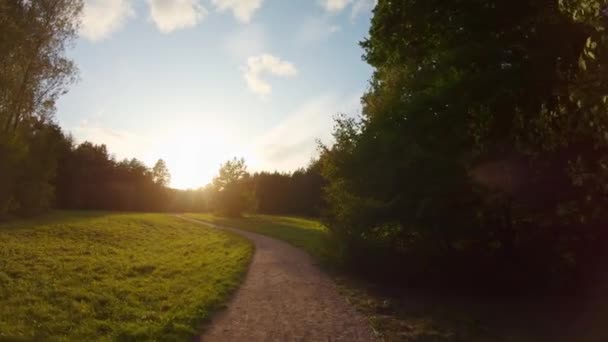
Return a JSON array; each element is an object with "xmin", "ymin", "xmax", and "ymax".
[{"xmin": 149, "ymin": 126, "xmax": 253, "ymax": 190}]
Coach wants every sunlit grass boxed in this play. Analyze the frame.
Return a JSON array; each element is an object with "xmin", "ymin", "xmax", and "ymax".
[
  {"xmin": 0, "ymin": 212, "xmax": 253, "ymax": 341},
  {"xmin": 185, "ymin": 214, "xmax": 330, "ymax": 261}
]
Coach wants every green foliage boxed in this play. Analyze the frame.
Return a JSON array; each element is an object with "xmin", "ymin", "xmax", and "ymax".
[
  {"xmin": 0, "ymin": 0, "xmax": 81, "ymax": 133},
  {"xmin": 321, "ymin": 0, "xmax": 608, "ymax": 290},
  {"xmin": 252, "ymin": 159, "xmax": 325, "ymax": 217},
  {"xmin": 152, "ymin": 159, "xmax": 171, "ymax": 187},
  {"xmin": 0, "ymin": 0, "xmax": 81, "ymax": 218},
  {"xmin": 186, "ymin": 214, "xmax": 331, "ymax": 261},
  {"xmin": 54, "ymin": 142, "xmax": 172, "ymax": 212},
  {"xmin": 167, "ymin": 188, "xmax": 211, "ymax": 213},
  {"xmin": 211, "ymin": 158, "xmax": 253, "ymax": 217},
  {"xmin": 0, "ymin": 121, "xmax": 67, "ymax": 219},
  {"xmin": 0, "ymin": 212, "xmax": 252, "ymax": 341}
]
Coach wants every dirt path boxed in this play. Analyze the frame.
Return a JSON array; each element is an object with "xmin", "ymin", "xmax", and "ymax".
[{"xmin": 178, "ymin": 216, "xmax": 376, "ymax": 342}]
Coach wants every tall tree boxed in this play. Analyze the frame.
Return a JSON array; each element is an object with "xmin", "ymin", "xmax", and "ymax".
[
  {"xmin": 211, "ymin": 158, "xmax": 252, "ymax": 217},
  {"xmin": 0, "ymin": 0, "xmax": 82, "ymax": 133},
  {"xmin": 321, "ymin": 0, "xmax": 608, "ymax": 289},
  {"xmin": 152, "ymin": 159, "xmax": 171, "ymax": 187},
  {"xmin": 0, "ymin": 0, "xmax": 81, "ymax": 218}
]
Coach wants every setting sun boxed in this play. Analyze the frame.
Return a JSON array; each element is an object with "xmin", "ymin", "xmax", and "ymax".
[{"xmin": 147, "ymin": 125, "xmax": 254, "ymax": 189}]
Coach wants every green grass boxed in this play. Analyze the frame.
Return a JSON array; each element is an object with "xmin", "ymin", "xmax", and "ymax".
[
  {"xmin": 184, "ymin": 214, "xmax": 331, "ymax": 261},
  {"xmin": 0, "ymin": 211, "xmax": 253, "ymax": 341}
]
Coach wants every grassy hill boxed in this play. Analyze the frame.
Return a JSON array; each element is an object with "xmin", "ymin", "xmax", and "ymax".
[
  {"xmin": 0, "ymin": 212, "xmax": 252, "ymax": 341},
  {"xmin": 185, "ymin": 214, "xmax": 330, "ymax": 261}
]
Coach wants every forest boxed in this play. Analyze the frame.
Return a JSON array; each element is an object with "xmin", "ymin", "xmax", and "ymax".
[{"xmin": 2, "ymin": 0, "xmax": 608, "ymax": 296}]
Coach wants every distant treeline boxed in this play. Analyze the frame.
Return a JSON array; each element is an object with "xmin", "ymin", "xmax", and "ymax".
[
  {"xmin": 172, "ymin": 159, "xmax": 325, "ymax": 217},
  {"xmin": 252, "ymin": 166, "xmax": 325, "ymax": 217},
  {"xmin": 0, "ymin": 119, "xmax": 325, "ymax": 218},
  {"xmin": 0, "ymin": 120, "xmax": 174, "ymax": 216},
  {"xmin": 0, "ymin": 0, "xmax": 324, "ymax": 219}
]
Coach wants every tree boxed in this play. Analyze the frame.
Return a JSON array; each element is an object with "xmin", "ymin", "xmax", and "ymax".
[
  {"xmin": 152, "ymin": 159, "xmax": 171, "ymax": 187},
  {"xmin": 0, "ymin": 120, "xmax": 68, "ymax": 217},
  {"xmin": 252, "ymin": 159, "xmax": 324, "ymax": 216},
  {"xmin": 0, "ymin": 0, "xmax": 82, "ymax": 134},
  {"xmin": 211, "ymin": 158, "xmax": 252, "ymax": 217},
  {"xmin": 321, "ymin": 0, "xmax": 608, "ymax": 290},
  {"xmin": 0, "ymin": 0, "xmax": 81, "ymax": 218}
]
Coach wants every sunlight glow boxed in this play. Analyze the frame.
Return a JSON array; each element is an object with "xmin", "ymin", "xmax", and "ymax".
[{"xmin": 147, "ymin": 124, "xmax": 253, "ymax": 190}]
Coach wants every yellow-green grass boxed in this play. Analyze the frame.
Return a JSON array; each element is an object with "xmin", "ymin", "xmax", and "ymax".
[
  {"xmin": 0, "ymin": 211, "xmax": 253, "ymax": 341},
  {"xmin": 184, "ymin": 214, "xmax": 330, "ymax": 261}
]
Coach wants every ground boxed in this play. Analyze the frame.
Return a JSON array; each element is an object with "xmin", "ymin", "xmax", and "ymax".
[
  {"xmin": 185, "ymin": 213, "xmax": 608, "ymax": 342},
  {"xmin": 180, "ymin": 216, "xmax": 375, "ymax": 341},
  {"xmin": 0, "ymin": 212, "xmax": 252, "ymax": 341}
]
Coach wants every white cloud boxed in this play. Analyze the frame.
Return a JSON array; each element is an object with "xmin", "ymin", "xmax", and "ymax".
[
  {"xmin": 71, "ymin": 120, "xmax": 151, "ymax": 161},
  {"xmin": 147, "ymin": 0, "xmax": 207, "ymax": 33},
  {"xmin": 243, "ymin": 54, "xmax": 298, "ymax": 96},
  {"xmin": 252, "ymin": 94, "xmax": 361, "ymax": 171},
  {"xmin": 223, "ymin": 24, "xmax": 267, "ymax": 59},
  {"xmin": 351, "ymin": 0, "xmax": 376, "ymax": 19},
  {"xmin": 320, "ymin": 0, "xmax": 352, "ymax": 12},
  {"xmin": 79, "ymin": 0, "xmax": 134, "ymax": 41},
  {"xmin": 211, "ymin": 0, "xmax": 263, "ymax": 23},
  {"xmin": 319, "ymin": 0, "xmax": 376, "ymax": 18},
  {"xmin": 296, "ymin": 17, "xmax": 342, "ymax": 43}
]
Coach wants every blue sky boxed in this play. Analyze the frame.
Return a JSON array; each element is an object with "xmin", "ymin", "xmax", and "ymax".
[{"xmin": 56, "ymin": 0, "xmax": 375, "ymax": 189}]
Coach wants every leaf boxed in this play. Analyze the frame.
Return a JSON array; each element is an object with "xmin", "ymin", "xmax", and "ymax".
[{"xmin": 579, "ymin": 56, "xmax": 587, "ymax": 70}]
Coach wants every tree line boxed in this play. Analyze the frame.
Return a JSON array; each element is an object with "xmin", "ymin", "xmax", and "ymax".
[
  {"xmin": 0, "ymin": 0, "xmax": 324, "ymax": 220},
  {"xmin": 205, "ymin": 158, "xmax": 324, "ymax": 217}
]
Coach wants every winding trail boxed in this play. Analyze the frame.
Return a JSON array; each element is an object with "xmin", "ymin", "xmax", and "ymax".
[{"xmin": 178, "ymin": 216, "xmax": 376, "ymax": 342}]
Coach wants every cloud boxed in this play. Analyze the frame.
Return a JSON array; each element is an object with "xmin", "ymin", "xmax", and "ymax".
[
  {"xmin": 147, "ymin": 0, "xmax": 207, "ymax": 33},
  {"xmin": 211, "ymin": 0, "xmax": 264, "ymax": 23},
  {"xmin": 296, "ymin": 17, "xmax": 341, "ymax": 43},
  {"xmin": 71, "ymin": 120, "xmax": 151, "ymax": 161},
  {"xmin": 319, "ymin": 0, "xmax": 376, "ymax": 18},
  {"xmin": 243, "ymin": 54, "xmax": 298, "ymax": 96},
  {"xmin": 252, "ymin": 94, "xmax": 361, "ymax": 171},
  {"xmin": 351, "ymin": 0, "xmax": 376, "ymax": 19},
  {"xmin": 320, "ymin": 0, "xmax": 352, "ymax": 12},
  {"xmin": 79, "ymin": 0, "xmax": 134, "ymax": 41},
  {"xmin": 223, "ymin": 24, "xmax": 267, "ymax": 59}
]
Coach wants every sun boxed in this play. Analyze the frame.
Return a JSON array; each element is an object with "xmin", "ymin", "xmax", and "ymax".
[{"xmin": 149, "ymin": 125, "xmax": 253, "ymax": 190}]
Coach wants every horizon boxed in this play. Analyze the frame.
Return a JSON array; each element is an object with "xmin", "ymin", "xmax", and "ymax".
[{"xmin": 56, "ymin": 0, "xmax": 376, "ymax": 189}]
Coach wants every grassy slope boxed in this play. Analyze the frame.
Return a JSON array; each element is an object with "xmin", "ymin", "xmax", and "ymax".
[
  {"xmin": 185, "ymin": 214, "xmax": 331, "ymax": 261},
  {"xmin": 184, "ymin": 213, "xmax": 608, "ymax": 342},
  {"xmin": 0, "ymin": 212, "xmax": 253, "ymax": 341}
]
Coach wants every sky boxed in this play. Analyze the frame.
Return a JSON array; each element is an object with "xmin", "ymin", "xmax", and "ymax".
[{"xmin": 56, "ymin": 0, "xmax": 376, "ymax": 189}]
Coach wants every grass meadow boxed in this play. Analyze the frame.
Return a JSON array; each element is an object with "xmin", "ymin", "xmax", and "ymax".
[
  {"xmin": 184, "ymin": 214, "xmax": 330, "ymax": 261},
  {"xmin": 0, "ymin": 212, "xmax": 252, "ymax": 341}
]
